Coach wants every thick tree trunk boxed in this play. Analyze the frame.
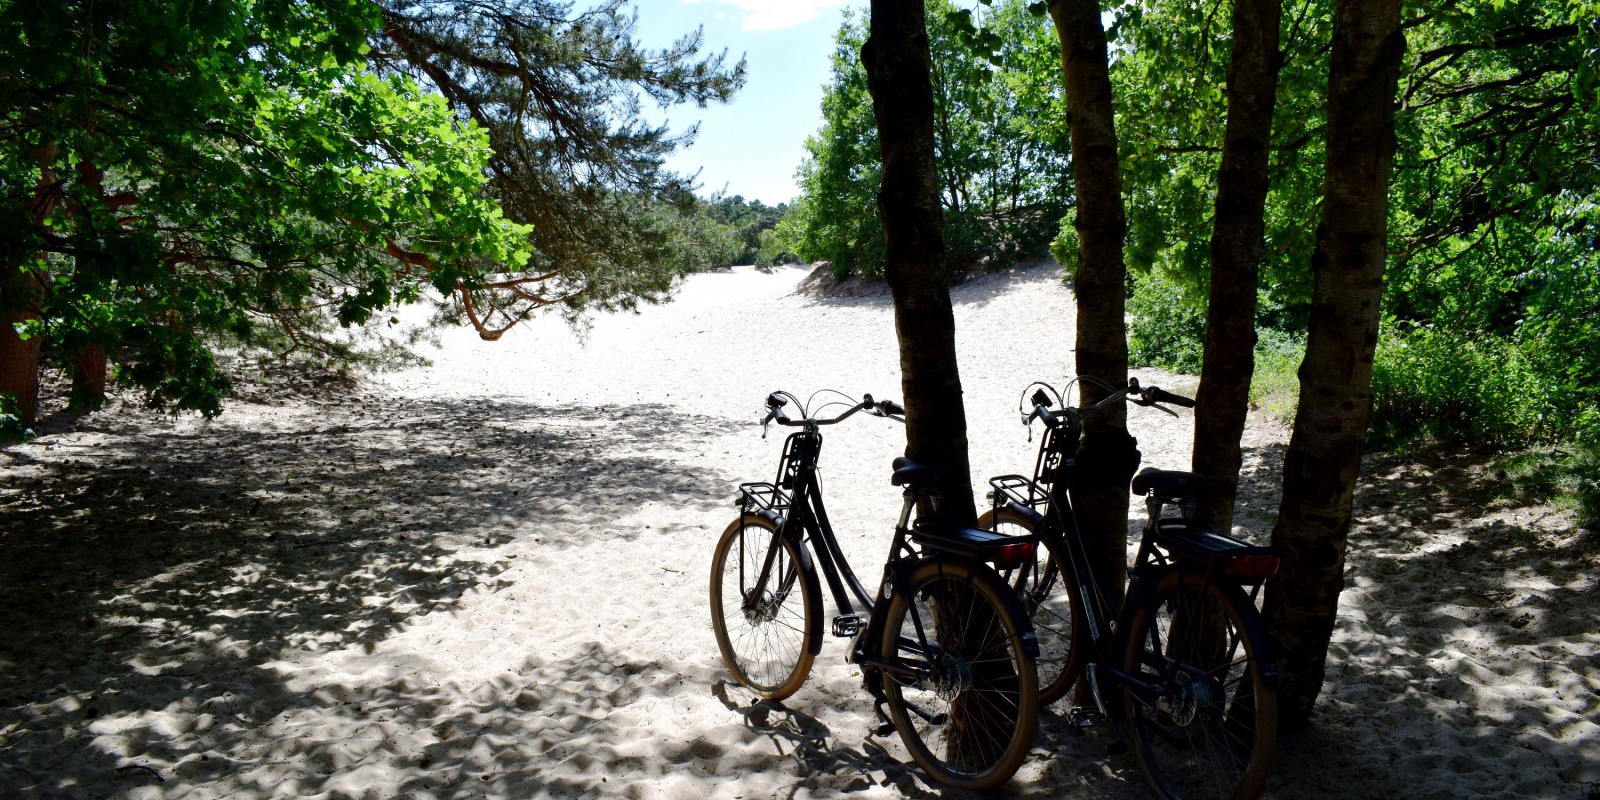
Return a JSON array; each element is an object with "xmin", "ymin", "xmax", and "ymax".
[
  {"xmin": 0, "ymin": 263, "xmax": 43, "ymax": 427},
  {"xmin": 1265, "ymin": 0, "xmax": 1404, "ymax": 731},
  {"xmin": 1048, "ymin": 0, "xmax": 1137, "ymax": 595},
  {"xmin": 70, "ymin": 345, "xmax": 108, "ymax": 413},
  {"xmin": 1191, "ymin": 0, "xmax": 1284, "ymax": 531},
  {"xmin": 862, "ymin": 0, "xmax": 976, "ymax": 524},
  {"xmin": 1, "ymin": 145, "xmax": 57, "ymax": 428}
]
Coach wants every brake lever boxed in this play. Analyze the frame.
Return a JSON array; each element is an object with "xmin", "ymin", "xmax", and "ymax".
[
  {"xmin": 760, "ymin": 411, "xmax": 775, "ymax": 439},
  {"xmin": 1150, "ymin": 403, "xmax": 1179, "ymax": 418}
]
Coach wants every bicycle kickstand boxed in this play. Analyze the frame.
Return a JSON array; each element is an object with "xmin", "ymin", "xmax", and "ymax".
[{"xmin": 860, "ymin": 669, "xmax": 895, "ymax": 737}]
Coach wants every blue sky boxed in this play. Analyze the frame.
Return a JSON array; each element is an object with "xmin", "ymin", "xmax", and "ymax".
[{"xmin": 631, "ymin": 0, "xmax": 863, "ymax": 207}]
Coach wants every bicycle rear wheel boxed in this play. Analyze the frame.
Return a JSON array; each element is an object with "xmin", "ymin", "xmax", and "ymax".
[
  {"xmin": 880, "ymin": 558, "xmax": 1038, "ymax": 791},
  {"xmin": 1121, "ymin": 569, "xmax": 1277, "ymax": 800},
  {"xmin": 978, "ymin": 507, "xmax": 1085, "ymax": 704},
  {"xmin": 709, "ymin": 515, "xmax": 817, "ymax": 700}
]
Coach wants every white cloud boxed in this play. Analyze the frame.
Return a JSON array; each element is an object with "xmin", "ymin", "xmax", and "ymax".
[{"xmin": 697, "ymin": 0, "xmax": 853, "ymax": 32}]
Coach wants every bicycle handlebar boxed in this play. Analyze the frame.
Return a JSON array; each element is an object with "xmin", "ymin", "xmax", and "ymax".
[
  {"xmin": 1020, "ymin": 377, "xmax": 1195, "ymax": 430},
  {"xmin": 760, "ymin": 390, "xmax": 905, "ymax": 437}
]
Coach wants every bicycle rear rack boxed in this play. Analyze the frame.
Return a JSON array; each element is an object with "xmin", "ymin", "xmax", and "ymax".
[
  {"xmin": 987, "ymin": 473, "xmax": 1048, "ymax": 513},
  {"xmin": 909, "ymin": 520, "xmax": 1037, "ymax": 571},
  {"xmin": 1148, "ymin": 520, "xmax": 1282, "ymax": 584}
]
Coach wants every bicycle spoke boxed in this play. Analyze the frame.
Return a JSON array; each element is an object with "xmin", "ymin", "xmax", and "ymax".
[
  {"xmin": 1123, "ymin": 571, "xmax": 1275, "ymax": 800},
  {"xmin": 712, "ymin": 519, "xmax": 815, "ymax": 700}
]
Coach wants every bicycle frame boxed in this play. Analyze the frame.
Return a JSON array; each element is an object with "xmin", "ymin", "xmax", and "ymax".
[
  {"xmin": 737, "ymin": 427, "xmax": 889, "ymax": 658},
  {"xmin": 741, "ymin": 424, "xmax": 1036, "ymax": 674},
  {"xmin": 986, "ymin": 402, "xmax": 1270, "ymax": 725},
  {"xmin": 988, "ymin": 409, "xmax": 1131, "ymax": 694}
]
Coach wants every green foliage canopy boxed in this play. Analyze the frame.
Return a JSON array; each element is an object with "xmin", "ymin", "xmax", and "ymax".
[
  {"xmin": 373, "ymin": 0, "xmax": 749, "ymax": 334},
  {"xmin": 1112, "ymin": 0, "xmax": 1598, "ymax": 446},
  {"xmin": 0, "ymin": 0, "xmax": 531, "ymax": 413}
]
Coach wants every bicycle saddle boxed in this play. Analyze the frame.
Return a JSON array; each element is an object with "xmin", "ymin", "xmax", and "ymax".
[
  {"xmin": 890, "ymin": 456, "xmax": 957, "ymax": 489},
  {"xmin": 1130, "ymin": 467, "xmax": 1198, "ymax": 498}
]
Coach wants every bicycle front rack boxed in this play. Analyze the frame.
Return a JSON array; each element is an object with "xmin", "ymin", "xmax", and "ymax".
[{"xmin": 736, "ymin": 481, "xmax": 791, "ymax": 515}]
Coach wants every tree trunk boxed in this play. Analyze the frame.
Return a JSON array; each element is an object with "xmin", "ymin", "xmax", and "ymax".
[
  {"xmin": 1265, "ymin": 0, "xmax": 1404, "ymax": 731},
  {"xmin": 1048, "ymin": 0, "xmax": 1138, "ymax": 596},
  {"xmin": 70, "ymin": 345, "xmax": 108, "ymax": 413},
  {"xmin": 862, "ymin": 0, "xmax": 977, "ymax": 525},
  {"xmin": 1191, "ymin": 0, "xmax": 1284, "ymax": 531},
  {"xmin": 0, "ymin": 262, "xmax": 43, "ymax": 427},
  {"xmin": 1, "ymin": 144, "xmax": 58, "ymax": 429}
]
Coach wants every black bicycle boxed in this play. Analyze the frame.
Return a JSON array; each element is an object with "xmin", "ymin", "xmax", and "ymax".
[
  {"xmin": 709, "ymin": 389, "xmax": 1040, "ymax": 790},
  {"xmin": 978, "ymin": 376, "xmax": 1280, "ymax": 800}
]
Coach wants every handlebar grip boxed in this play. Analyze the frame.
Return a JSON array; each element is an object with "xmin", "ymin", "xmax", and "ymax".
[
  {"xmin": 1148, "ymin": 387, "xmax": 1195, "ymax": 408},
  {"xmin": 1034, "ymin": 404, "xmax": 1059, "ymax": 427},
  {"xmin": 880, "ymin": 399, "xmax": 905, "ymax": 416}
]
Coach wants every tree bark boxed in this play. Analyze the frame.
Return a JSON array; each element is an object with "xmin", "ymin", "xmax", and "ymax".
[
  {"xmin": 862, "ymin": 0, "xmax": 976, "ymax": 524},
  {"xmin": 0, "ymin": 263, "xmax": 43, "ymax": 427},
  {"xmin": 1191, "ymin": 0, "xmax": 1284, "ymax": 531},
  {"xmin": 1265, "ymin": 0, "xmax": 1404, "ymax": 731},
  {"xmin": 1048, "ymin": 0, "xmax": 1138, "ymax": 594},
  {"xmin": 70, "ymin": 345, "xmax": 108, "ymax": 413},
  {"xmin": 1, "ymin": 144, "xmax": 58, "ymax": 428}
]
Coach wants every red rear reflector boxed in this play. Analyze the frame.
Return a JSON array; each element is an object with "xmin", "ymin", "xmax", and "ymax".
[
  {"xmin": 991, "ymin": 541, "xmax": 1036, "ymax": 571},
  {"xmin": 1224, "ymin": 555, "xmax": 1280, "ymax": 581}
]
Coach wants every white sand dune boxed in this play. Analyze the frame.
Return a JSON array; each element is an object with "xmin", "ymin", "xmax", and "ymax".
[{"xmin": 0, "ymin": 262, "xmax": 1594, "ymax": 799}]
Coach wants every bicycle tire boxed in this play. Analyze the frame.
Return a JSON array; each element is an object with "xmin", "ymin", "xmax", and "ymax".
[
  {"xmin": 1121, "ymin": 569, "xmax": 1277, "ymax": 800},
  {"xmin": 978, "ymin": 507, "xmax": 1086, "ymax": 705},
  {"xmin": 709, "ymin": 515, "xmax": 818, "ymax": 700},
  {"xmin": 880, "ymin": 557, "xmax": 1038, "ymax": 791}
]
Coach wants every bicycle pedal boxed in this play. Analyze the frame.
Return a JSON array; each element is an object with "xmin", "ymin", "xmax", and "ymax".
[
  {"xmin": 831, "ymin": 613, "xmax": 865, "ymax": 638},
  {"xmin": 1066, "ymin": 706, "xmax": 1105, "ymax": 728}
]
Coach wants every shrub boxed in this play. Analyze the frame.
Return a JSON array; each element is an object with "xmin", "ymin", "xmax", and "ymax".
[
  {"xmin": 1127, "ymin": 269, "xmax": 1207, "ymax": 373},
  {"xmin": 0, "ymin": 392, "xmax": 31, "ymax": 441},
  {"xmin": 1369, "ymin": 325, "xmax": 1551, "ymax": 447},
  {"xmin": 1249, "ymin": 328, "xmax": 1303, "ymax": 420}
]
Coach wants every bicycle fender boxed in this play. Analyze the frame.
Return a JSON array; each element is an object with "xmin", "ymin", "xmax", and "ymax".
[
  {"xmin": 1000, "ymin": 499, "xmax": 1045, "ymax": 527},
  {"xmin": 741, "ymin": 505, "xmax": 786, "ymax": 530},
  {"xmin": 1216, "ymin": 579, "xmax": 1279, "ymax": 689}
]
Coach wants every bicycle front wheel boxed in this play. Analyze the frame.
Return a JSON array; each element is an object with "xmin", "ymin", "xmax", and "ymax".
[
  {"xmin": 709, "ymin": 515, "xmax": 817, "ymax": 700},
  {"xmin": 880, "ymin": 558, "xmax": 1038, "ymax": 791},
  {"xmin": 1121, "ymin": 569, "xmax": 1277, "ymax": 800},
  {"xmin": 978, "ymin": 507, "xmax": 1085, "ymax": 705}
]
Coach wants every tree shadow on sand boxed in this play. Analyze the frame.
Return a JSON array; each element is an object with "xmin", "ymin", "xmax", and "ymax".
[
  {"xmin": 1244, "ymin": 445, "xmax": 1598, "ymax": 800},
  {"xmin": 0, "ymin": 394, "xmax": 743, "ymax": 797}
]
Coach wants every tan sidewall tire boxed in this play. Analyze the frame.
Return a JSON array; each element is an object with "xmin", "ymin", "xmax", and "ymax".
[
  {"xmin": 977, "ymin": 507, "xmax": 1086, "ymax": 705},
  {"xmin": 880, "ymin": 558, "xmax": 1039, "ymax": 791},
  {"xmin": 1121, "ymin": 569, "xmax": 1277, "ymax": 800},
  {"xmin": 709, "ymin": 515, "xmax": 816, "ymax": 701}
]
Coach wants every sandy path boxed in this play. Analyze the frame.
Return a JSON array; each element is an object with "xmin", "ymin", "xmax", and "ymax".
[{"xmin": 1, "ymin": 263, "xmax": 1594, "ymax": 799}]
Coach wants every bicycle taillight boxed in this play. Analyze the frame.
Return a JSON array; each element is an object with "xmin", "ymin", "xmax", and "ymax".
[
  {"xmin": 1222, "ymin": 554, "xmax": 1280, "ymax": 582},
  {"xmin": 990, "ymin": 540, "xmax": 1037, "ymax": 571}
]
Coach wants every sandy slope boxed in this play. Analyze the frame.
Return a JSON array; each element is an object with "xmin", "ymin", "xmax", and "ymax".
[{"xmin": 0, "ymin": 263, "xmax": 1594, "ymax": 799}]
